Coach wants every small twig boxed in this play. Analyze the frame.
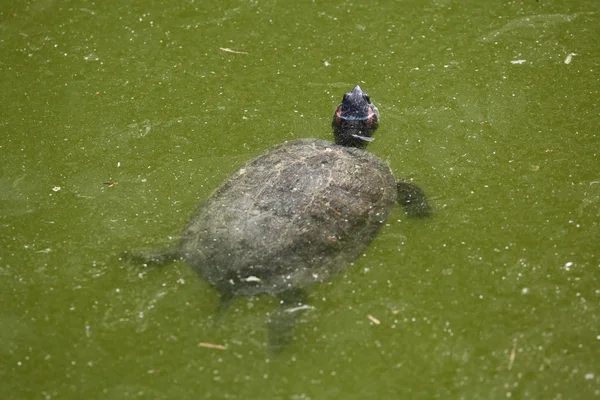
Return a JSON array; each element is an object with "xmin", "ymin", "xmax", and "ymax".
[
  {"xmin": 508, "ymin": 339, "xmax": 517, "ymax": 370},
  {"xmin": 219, "ymin": 47, "xmax": 248, "ymax": 55},
  {"xmin": 198, "ymin": 342, "xmax": 226, "ymax": 350}
]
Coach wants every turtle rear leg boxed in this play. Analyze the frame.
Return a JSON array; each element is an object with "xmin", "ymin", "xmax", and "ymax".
[
  {"xmin": 267, "ymin": 288, "xmax": 312, "ymax": 352},
  {"xmin": 397, "ymin": 179, "xmax": 432, "ymax": 218}
]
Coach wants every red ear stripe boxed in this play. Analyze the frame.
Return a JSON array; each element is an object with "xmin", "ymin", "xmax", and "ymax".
[
  {"xmin": 366, "ymin": 107, "xmax": 374, "ymax": 127},
  {"xmin": 335, "ymin": 106, "xmax": 342, "ymax": 124}
]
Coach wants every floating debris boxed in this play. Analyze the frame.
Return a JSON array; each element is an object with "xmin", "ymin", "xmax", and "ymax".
[
  {"xmin": 285, "ymin": 305, "xmax": 315, "ymax": 313},
  {"xmin": 564, "ymin": 53, "xmax": 577, "ymax": 64},
  {"xmin": 508, "ymin": 339, "xmax": 517, "ymax": 370},
  {"xmin": 367, "ymin": 314, "xmax": 380, "ymax": 325},
  {"xmin": 219, "ymin": 47, "xmax": 248, "ymax": 55},
  {"xmin": 198, "ymin": 342, "xmax": 226, "ymax": 350},
  {"xmin": 564, "ymin": 261, "xmax": 573, "ymax": 271},
  {"xmin": 511, "ymin": 59, "xmax": 527, "ymax": 65}
]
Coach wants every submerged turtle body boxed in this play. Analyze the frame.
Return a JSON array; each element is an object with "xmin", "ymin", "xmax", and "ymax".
[
  {"xmin": 181, "ymin": 138, "xmax": 397, "ymax": 298},
  {"xmin": 129, "ymin": 85, "xmax": 429, "ymax": 349}
]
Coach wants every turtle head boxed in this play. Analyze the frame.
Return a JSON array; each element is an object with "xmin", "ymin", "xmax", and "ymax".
[{"xmin": 332, "ymin": 85, "xmax": 379, "ymax": 149}]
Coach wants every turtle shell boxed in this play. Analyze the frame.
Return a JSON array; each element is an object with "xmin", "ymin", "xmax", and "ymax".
[{"xmin": 180, "ymin": 137, "xmax": 397, "ymax": 297}]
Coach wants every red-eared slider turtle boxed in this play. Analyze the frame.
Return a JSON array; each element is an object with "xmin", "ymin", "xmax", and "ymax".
[{"xmin": 128, "ymin": 86, "xmax": 430, "ymax": 350}]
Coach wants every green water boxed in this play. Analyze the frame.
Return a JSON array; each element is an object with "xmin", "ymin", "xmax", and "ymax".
[{"xmin": 1, "ymin": 0, "xmax": 599, "ymax": 398}]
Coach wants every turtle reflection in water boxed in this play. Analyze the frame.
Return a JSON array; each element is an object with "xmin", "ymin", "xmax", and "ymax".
[{"xmin": 127, "ymin": 86, "xmax": 430, "ymax": 350}]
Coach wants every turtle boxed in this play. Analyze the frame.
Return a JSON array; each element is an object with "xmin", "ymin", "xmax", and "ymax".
[{"xmin": 127, "ymin": 85, "xmax": 430, "ymax": 350}]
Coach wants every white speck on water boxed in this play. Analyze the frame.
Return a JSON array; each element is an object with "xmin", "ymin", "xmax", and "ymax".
[
  {"xmin": 511, "ymin": 59, "xmax": 526, "ymax": 64},
  {"xmin": 244, "ymin": 276, "xmax": 261, "ymax": 282},
  {"xmin": 585, "ymin": 372, "xmax": 594, "ymax": 380},
  {"xmin": 176, "ymin": 278, "xmax": 185, "ymax": 284},
  {"xmin": 52, "ymin": 186, "xmax": 61, "ymax": 192},
  {"xmin": 115, "ymin": 288, "xmax": 120, "ymax": 293},
  {"xmin": 564, "ymin": 53, "xmax": 576, "ymax": 64},
  {"xmin": 117, "ymin": 161, "xmax": 121, "ymax": 167},
  {"xmin": 564, "ymin": 261, "xmax": 573, "ymax": 271},
  {"xmin": 521, "ymin": 287, "xmax": 529, "ymax": 295}
]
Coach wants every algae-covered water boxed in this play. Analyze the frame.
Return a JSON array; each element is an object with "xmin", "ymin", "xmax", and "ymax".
[{"xmin": 1, "ymin": 0, "xmax": 599, "ymax": 398}]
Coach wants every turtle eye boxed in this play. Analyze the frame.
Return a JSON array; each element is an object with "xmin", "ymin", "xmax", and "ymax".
[
  {"xmin": 364, "ymin": 94, "xmax": 371, "ymax": 103},
  {"xmin": 342, "ymin": 94, "xmax": 349, "ymax": 102}
]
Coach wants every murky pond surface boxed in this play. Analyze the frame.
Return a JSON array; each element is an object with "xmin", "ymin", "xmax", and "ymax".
[{"xmin": 1, "ymin": 0, "xmax": 599, "ymax": 398}]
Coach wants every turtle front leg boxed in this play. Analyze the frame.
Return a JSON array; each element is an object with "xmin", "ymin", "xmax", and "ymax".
[
  {"xmin": 267, "ymin": 288, "xmax": 311, "ymax": 351},
  {"xmin": 396, "ymin": 179, "xmax": 432, "ymax": 218}
]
